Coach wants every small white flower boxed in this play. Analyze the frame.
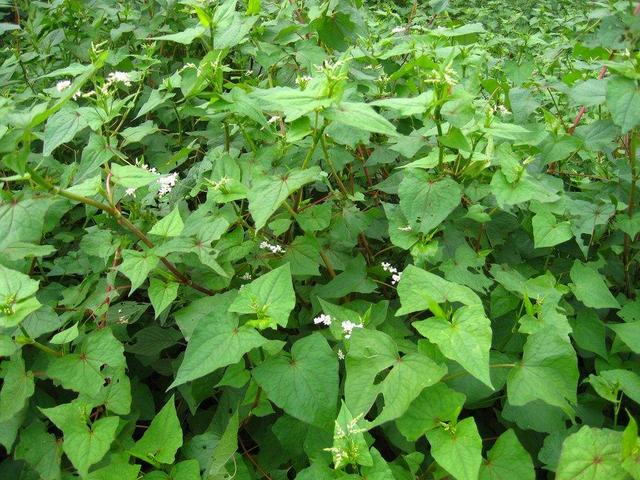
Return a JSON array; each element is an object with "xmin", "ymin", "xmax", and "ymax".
[
  {"xmin": 246, "ymin": 70, "xmax": 253, "ymax": 75},
  {"xmin": 295, "ymin": 75, "xmax": 313, "ymax": 85},
  {"xmin": 259, "ymin": 241, "xmax": 286, "ymax": 254},
  {"xmin": 392, "ymin": 272, "xmax": 403, "ymax": 285},
  {"xmin": 241, "ymin": 272, "xmax": 252, "ymax": 280},
  {"xmin": 268, "ymin": 115, "xmax": 280, "ymax": 124},
  {"xmin": 107, "ymin": 71, "xmax": 132, "ymax": 86},
  {"xmin": 337, "ymin": 349, "xmax": 345, "ymax": 360},
  {"xmin": 56, "ymin": 80, "xmax": 71, "ymax": 92},
  {"xmin": 342, "ymin": 320, "xmax": 363, "ymax": 339},
  {"xmin": 72, "ymin": 90, "xmax": 82, "ymax": 100},
  {"xmin": 125, "ymin": 187, "xmax": 136, "ymax": 197},
  {"xmin": 381, "ymin": 262, "xmax": 398, "ymax": 274},
  {"xmin": 398, "ymin": 225, "xmax": 412, "ymax": 232},
  {"xmin": 210, "ymin": 176, "xmax": 229, "ymax": 190},
  {"xmin": 391, "ymin": 26, "xmax": 407, "ymax": 34},
  {"xmin": 157, "ymin": 172, "xmax": 178, "ymax": 197},
  {"xmin": 141, "ymin": 164, "xmax": 158, "ymax": 174},
  {"xmin": 313, "ymin": 313, "xmax": 332, "ymax": 326}
]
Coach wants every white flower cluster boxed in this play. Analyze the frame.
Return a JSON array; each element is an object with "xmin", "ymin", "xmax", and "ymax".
[
  {"xmin": 209, "ymin": 176, "xmax": 229, "ymax": 191},
  {"xmin": 313, "ymin": 313, "xmax": 332, "ymax": 326},
  {"xmin": 125, "ymin": 187, "xmax": 136, "ymax": 197},
  {"xmin": 240, "ymin": 272, "xmax": 252, "ymax": 280},
  {"xmin": 337, "ymin": 349, "xmax": 344, "ymax": 360},
  {"xmin": 494, "ymin": 104, "xmax": 511, "ymax": 115},
  {"xmin": 259, "ymin": 241, "xmax": 285, "ymax": 254},
  {"xmin": 55, "ymin": 80, "xmax": 71, "ymax": 92},
  {"xmin": 268, "ymin": 115, "xmax": 281, "ymax": 124},
  {"xmin": 381, "ymin": 262, "xmax": 403, "ymax": 285},
  {"xmin": 391, "ymin": 26, "xmax": 408, "ymax": 34},
  {"xmin": 158, "ymin": 172, "xmax": 178, "ymax": 197},
  {"xmin": 107, "ymin": 71, "xmax": 132, "ymax": 87},
  {"xmin": 295, "ymin": 75, "xmax": 313, "ymax": 85},
  {"xmin": 341, "ymin": 320, "xmax": 363, "ymax": 339}
]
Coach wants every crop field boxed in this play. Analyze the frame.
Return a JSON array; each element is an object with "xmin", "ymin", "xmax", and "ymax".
[{"xmin": 1, "ymin": 0, "xmax": 640, "ymax": 478}]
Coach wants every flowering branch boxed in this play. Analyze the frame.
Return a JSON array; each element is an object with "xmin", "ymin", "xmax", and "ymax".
[{"xmin": 25, "ymin": 166, "xmax": 215, "ymax": 296}]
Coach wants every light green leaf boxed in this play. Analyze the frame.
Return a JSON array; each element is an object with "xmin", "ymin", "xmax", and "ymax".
[
  {"xmin": 479, "ymin": 429, "xmax": 535, "ymax": 480},
  {"xmin": 398, "ymin": 171, "xmax": 461, "ymax": 233},
  {"xmin": 328, "ymin": 402, "xmax": 373, "ymax": 468},
  {"xmin": 606, "ymin": 76, "xmax": 640, "ymax": 133},
  {"xmin": 532, "ymin": 211, "xmax": 573, "ymax": 248},
  {"xmin": 556, "ymin": 426, "xmax": 627, "ymax": 480},
  {"xmin": 111, "ymin": 164, "xmax": 159, "ymax": 189},
  {"xmin": 507, "ymin": 329, "xmax": 578, "ymax": 412},
  {"xmin": 413, "ymin": 305, "xmax": 493, "ymax": 388},
  {"xmin": 120, "ymin": 120, "xmax": 159, "ymax": 147},
  {"xmin": 569, "ymin": 79, "xmax": 607, "ymax": 107},
  {"xmin": 248, "ymin": 167, "xmax": 321, "ymax": 231},
  {"xmin": 149, "ymin": 207, "xmax": 184, "ymax": 237},
  {"xmin": 396, "ymin": 383, "xmax": 466, "ymax": 441},
  {"xmin": 426, "ymin": 417, "xmax": 483, "ymax": 480},
  {"xmin": 608, "ymin": 321, "xmax": 640, "ymax": 353},
  {"xmin": 14, "ymin": 419, "xmax": 62, "ymax": 480},
  {"xmin": 149, "ymin": 26, "xmax": 206, "ymax": 44},
  {"xmin": 43, "ymin": 106, "xmax": 89, "ymax": 156},
  {"xmin": 148, "ymin": 279, "xmax": 179, "ymax": 318},
  {"xmin": 0, "ymin": 354, "xmax": 35, "ymax": 422},
  {"xmin": 370, "ymin": 92, "xmax": 433, "ymax": 116},
  {"xmin": 346, "ymin": 328, "xmax": 446, "ymax": 426},
  {"xmin": 41, "ymin": 401, "xmax": 119, "ymax": 477},
  {"xmin": 0, "ymin": 264, "xmax": 41, "ymax": 328},
  {"xmin": 170, "ymin": 309, "xmax": 267, "ymax": 388},
  {"xmin": 119, "ymin": 250, "xmax": 159, "ymax": 294},
  {"xmin": 47, "ymin": 328, "xmax": 125, "ymax": 396},
  {"xmin": 396, "ymin": 265, "xmax": 481, "ymax": 316},
  {"xmin": 130, "ymin": 396, "xmax": 183, "ymax": 464},
  {"xmin": 49, "ymin": 322, "xmax": 79, "ymax": 344},
  {"xmin": 205, "ymin": 411, "xmax": 239, "ymax": 479},
  {"xmin": 253, "ymin": 333, "xmax": 339, "ymax": 428},
  {"xmin": 325, "ymin": 102, "xmax": 398, "ymax": 137},
  {"xmin": 229, "ymin": 264, "xmax": 295, "ymax": 329},
  {"xmin": 570, "ymin": 261, "xmax": 620, "ymax": 309}
]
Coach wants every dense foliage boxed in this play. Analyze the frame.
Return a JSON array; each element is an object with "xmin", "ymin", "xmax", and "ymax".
[{"xmin": 1, "ymin": 0, "xmax": 640, "ymax": 478}]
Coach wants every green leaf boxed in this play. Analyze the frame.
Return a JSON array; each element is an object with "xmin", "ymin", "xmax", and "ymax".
[
  {"xmin": 149, "ymin": 26, "xmax": 206, "ymax": 44},
  {"xmin": 507, "ymin": 329, "xmax": 578, "ymax": 412},
  {"xmin": 396, "ymin": 383, "xmax": 466, "ymax": 441},
  {"xmin": 170, "ymin": 308, "xmax": 267, "ymax": 388},
  {"xmin": 253, "ymin": 333, "xmax": 338, "ymax": 428},
  {"xmin": 119, "ymin": 250, "xmax": 159, "ymax": 294},
  {"xmin": 609, "ymin": 321, "xmax": 640, "ymax": 353},
  {"xmin": 570, "ymin": 261, "xmax": 620, "ymax": 309},
  {"xmin": 569, "ymin": 79, "xmax": 607, "ymax": 107},
  {"xmin": 346, "ymin": 328, "xmax": 446, "ymax": 426},
  {"xmin": 414, "ymin": 305, "xmax": 493, "ymax": 387},
  {"xmin": 47, "ymin": 328, "xmax": 125, "ymax": 396},
  {"xmin": 0, "ymin": 354, "xmax": 35, "ymax": 422},
  {"xmin": 532, "ymin": 211, "xmax": 573, "ymax": 248},
  {"xmin": 149, "ymin": 207, "xmax": 184, "ymax": 237},
  {"xmin": 248, "ymin": 167, "xmax": 321, "ymax": 231},
  {"xmin": 229, "ymin": 264, "xmax": 295, "ymax": 329},
  {"xmin": 120, "ymin": 121, "xmax": 159, "ymax": 147},
  {"xmin": 556, "ymin": 426, "xmax": 627, "ymax": 480},
  {"xmin": 49, "ymin": 322, "xmax": 79, "ymax": 344},
  {"xmin": 14, "ymin": 419, "xmax": 62, "ymax": 480},
  {"xmin": 205, "ymin": 411, "xmax": 239, "ymax": 479},
  {"xmin": 328, "ymin": 401, "xmax": 373, "ymax": 468},
  {"xmin": 246, "ymin": 0, "xmax": 260, "ymax": 15},
  {"xmin": 111, "ymin": 164, "xmax": 159, "ymax": 189},
  {"xmin": 479, "ymin": 429, "xmax": 535, "ymax": 480},
  {"xmin": 397, "ymin": 265, "xmax": 481, "ymax": 316},
  {"xmin": 325, "ymin": 102, "xmax": 398, "ymax": 136},
  {"xmin": 398, "ymin": 172, "xmax": 462, "ymax": 233},
  {"xmin": 130, "ymin": 395, "xmax": 183, "ymax": 464},
  {"xmin": 41, "ymin": 401, "xmax": 119, "ymax": 477},
  {"xmin": 606, "ymin": 76, "xmax": 640, "ymax": 133},
  {"xmin": 426, "ymin": 417, "xmax": 483, "ymax": 480},
  {"xmin": 43, "ymin": 106, "xmax": 89, "ymax": 156},
  {"xmin": 370, "ymin": 92, "xmax": 434, "ymax": 116},
  {"xmin": 148, "ymin": 279, "xmax": 179, "ymax": 318},
  {"xmin": 0, "ymin": 264, "xmax": 41, "ymax": 328}
]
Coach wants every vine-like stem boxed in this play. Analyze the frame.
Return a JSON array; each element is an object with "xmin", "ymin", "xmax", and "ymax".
[
  {"xmin": 623, "ymin": 131, "xmax": 637, "ymax": 298},
  {"xmin": 25, "ymin": 166, "xmax": 215, "ymax": 296}
]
